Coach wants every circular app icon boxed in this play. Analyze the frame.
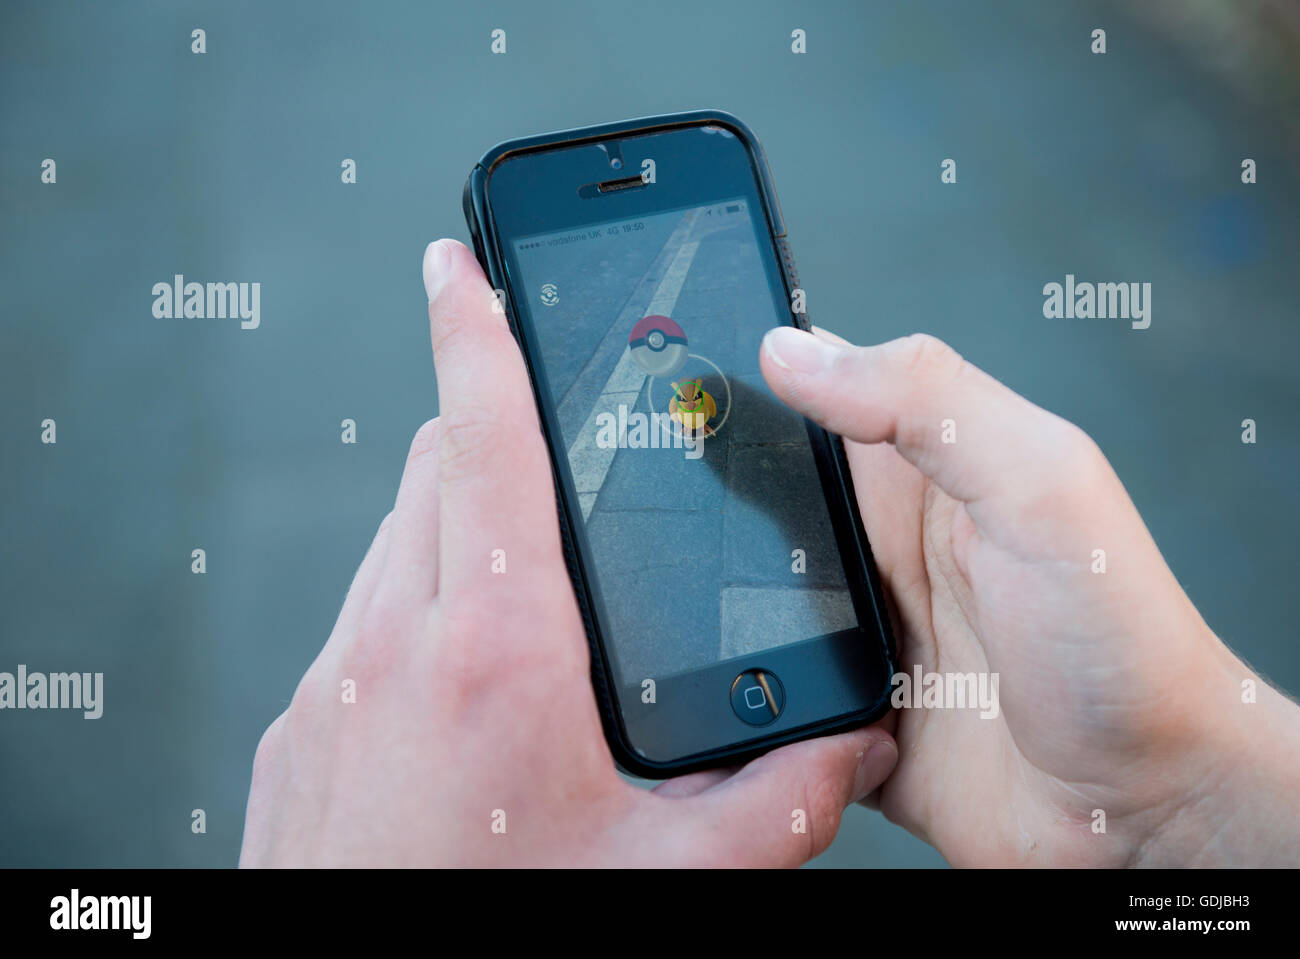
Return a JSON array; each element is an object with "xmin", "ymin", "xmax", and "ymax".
[
  {"xmin": 540, "ymin": 283, "xmax": 559, "ymax": 306},
  {"xmin": 628, "ymin": 315, "xmax": 688, "ymax": 377}
]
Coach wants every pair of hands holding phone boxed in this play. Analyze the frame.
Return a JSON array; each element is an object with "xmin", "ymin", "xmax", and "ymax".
[{"xmin": 239, "ymin": 239, "xmax": 1300, "ymax": 867}]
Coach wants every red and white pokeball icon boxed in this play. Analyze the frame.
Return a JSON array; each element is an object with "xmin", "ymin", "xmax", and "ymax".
[{"xmin": 628, "ymin": 315, "xmax": 689, "ymax": 377}]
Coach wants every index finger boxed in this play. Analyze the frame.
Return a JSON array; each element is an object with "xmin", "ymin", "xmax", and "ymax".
[{"xmin": 422, "ymin": 239, "xmax": 564, "ymax": 602}]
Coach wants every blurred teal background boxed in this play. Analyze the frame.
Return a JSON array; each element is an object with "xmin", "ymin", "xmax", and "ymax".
[{"xmin": 1, "ymin": 0, "xmax": 1297, "ymax": 867}]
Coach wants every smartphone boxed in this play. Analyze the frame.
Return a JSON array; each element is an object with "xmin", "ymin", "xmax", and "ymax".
[{"xmin": 462, "ymin": 110, "xmax": 896, "ymax": 777}]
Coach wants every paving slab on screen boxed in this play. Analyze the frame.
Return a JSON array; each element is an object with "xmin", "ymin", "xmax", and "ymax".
[{"xmin": 512, "ymin": 198, "xmax": 857, "ymax": 686}]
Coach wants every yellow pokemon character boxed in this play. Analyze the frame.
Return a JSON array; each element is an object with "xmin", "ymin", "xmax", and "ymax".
[{"xmin": 669, "ymin": 378, "xmax": 717, "ymax": 436}]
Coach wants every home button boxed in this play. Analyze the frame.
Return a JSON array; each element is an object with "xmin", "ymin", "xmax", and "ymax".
[{"xmin": 730, "ymin": 669, "xmax": 785, "ymax": 726}]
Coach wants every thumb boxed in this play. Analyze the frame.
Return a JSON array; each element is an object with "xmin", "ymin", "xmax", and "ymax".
[
  {"xmin": 759, "ymin": 328, "xmax": 1101, "ymax": 512},
  {"xmin": 671, "ymin": 726, "xmax": 898, "ymax": 867}
]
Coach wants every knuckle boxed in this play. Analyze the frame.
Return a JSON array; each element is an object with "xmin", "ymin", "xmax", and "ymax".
[
  {"xmin": 356, "ymin": 592, "xmax": 422, "ymax": 651},
  {"xmin": 899, "ymin": 333, "xmax": 964, "ymax": 385},
  {"xmin": 251, "ymin": 712, "xmax": 286, "ymax": 779},
  {"xmin": 335, "ymin": 646, "xmax": 391, "ymax": 699},
  {"xmin": 1048, "ymin": 416, "xmax": 1106, "ymax": 474},
  {"xmin": 794, "ymin": 782, "xmax": 828, "ymax": 862},
  {"xmin": 280, "ymin": 697, "xmax": 319, "ymax": 746},
  {"xmin": 290, "ymin": 665, "xmax": 324, "ymax": 707},
  {"xmin": 405, "ymin": 418, "xmax": 441, "ymax": 466},
  {"xmin": 1013, "ymin": 414, "xmax": 1115, "ymax": 522},
  {"xmin": 284, "ymin": 659, "xmax": 335, "ymax": 730},
  {"xmin": 806, "ymin": 769, "xmax": 847, "ymax": 831},
  {"xmin": 363, "ymin": 512, "xmax": 396, "ymax": 563},
  {"xmin": 805, "ymin": 775, "xmax": 847, "ymax": 844}
]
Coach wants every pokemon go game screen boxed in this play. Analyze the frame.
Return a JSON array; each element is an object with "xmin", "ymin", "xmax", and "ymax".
[{"xmin": 511, "ymin": 199, "xmax": 857, "ymax": 687}]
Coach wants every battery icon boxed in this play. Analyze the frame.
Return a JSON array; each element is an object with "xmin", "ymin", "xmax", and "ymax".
[{"xmin": 726, "ymin": 204, "xmax": 741, "ymax": 214}]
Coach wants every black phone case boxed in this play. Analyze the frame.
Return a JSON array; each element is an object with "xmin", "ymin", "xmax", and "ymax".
[{"xmin": 462, "ymin": 109, "xmax": 897, "ymax": 778}]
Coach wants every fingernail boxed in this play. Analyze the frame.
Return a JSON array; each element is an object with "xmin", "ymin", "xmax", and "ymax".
[
  {"xmin": 763, "ymin": 326, "xmax": 836, "ymax": 374},
  {"xmin": 423, "ymin": 240, "xmax": 451, "ymax": 303},
  {"xmin": 852, "ymin": 740, "xmax": 898, "ymax": 801}
]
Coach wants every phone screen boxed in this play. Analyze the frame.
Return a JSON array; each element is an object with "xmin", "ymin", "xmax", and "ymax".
[
  {"xmin": 487, "ymin": 124, "xmax": 890, "ymax": 764},
  {"xmin": 511, "ymin": 200, "xmax": 855, "ymax": 668}
]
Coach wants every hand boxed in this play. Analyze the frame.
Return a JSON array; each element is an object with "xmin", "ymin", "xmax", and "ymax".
[
  {"xmin": 760, "ymin": 326, "xmax": 1300, "ymax": 866},
  {"xmin": 237, "ymin": 241, "xmax": 898, "ymax": 867}
]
